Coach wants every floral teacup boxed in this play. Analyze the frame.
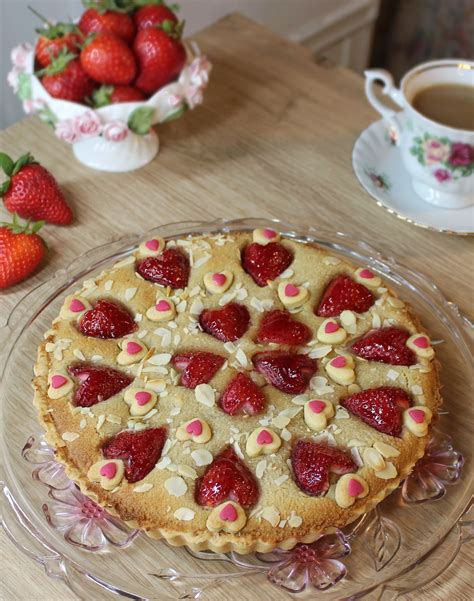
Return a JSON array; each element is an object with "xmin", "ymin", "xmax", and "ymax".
[{"xmin": 365, "ymin": 60, "xmax": 474, "ymax": 209}]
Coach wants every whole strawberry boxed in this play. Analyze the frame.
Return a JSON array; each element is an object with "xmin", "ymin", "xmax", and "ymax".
[
  {"xmin": 92, "ymin": 84, "xmax": 145, "ymax": 107},
  {"xmin": 0, "ymin": 216, "xmax": 46, "ymax": 289},
  {"xmin": 36, "ymin": 24, "xmax": 82, "ymax": 68},
  {"xmin": 0, "ymin": 152, "xmax": 73, "ymax": 225},
  {"xmin": 134, "ymin": 3, "xmax": 178, "ymax": 32},
  {"xmin": 133, "ymin": 26, "xmax": 186, "ymax": 94},
  {"xmin": 78, "ymin": 1, "xmax": 135, "ymax": 45},
  {"xmin": 39, "ymin": 51, "xmax": 96, "ymax": 103},
  {"xmin": 30, "ymin": 6, "xmax": 83, "ymax": 67},
  {"xmin": 81, "ymin": 33, "xmax": 136, "ymax": 86}
]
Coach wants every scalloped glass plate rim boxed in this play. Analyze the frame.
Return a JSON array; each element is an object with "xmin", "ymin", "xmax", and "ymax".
[{"xmin": 0, "ymin": 217, "xmax": 472, "ymax": 600}]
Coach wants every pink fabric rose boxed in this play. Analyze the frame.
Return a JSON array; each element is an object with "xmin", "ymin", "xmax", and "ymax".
[
  {"xmin": 74, "ymin": 111, "xmax": 102, "ymax": 138},
  {"xmin": 448, "ymin": 143, "xmax": 474, "ymax": 167},
  {"xmin": 55, "ymin": 119, "xmax": 79, "ymax": 144},
  {"xmin": 188, "ymin": 56, "xmax": 211, "ymax": 87},
  {"xmin": 23, "ymin": 99, "xmax": 46, "ymax": 114},
  {"xmin": 185, "ymin": 85, "xmax": 203, "ymax": 109},
  {"xmin": 168, "ymin": 94, "xmax": 183, "ymax": 108},
  {"xmin": 433, "ymin": 168, "xmax": 451, "ymax": 183},
  {"xmin": 102, "ymin": 120, "xmax": 128, "ymax": 142},
  {"xmin": 7, "ymin": 67, "xmax": 21, "ymax": 92},
  {"xmin": 423, "ymin": 138, "xmax": 450, "ymax": 164},
  {"xmin": 11, "ymin": 43, "xmax": 33, "ymax": 70}
]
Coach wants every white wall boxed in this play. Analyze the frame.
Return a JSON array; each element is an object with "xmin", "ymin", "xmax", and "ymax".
[{"xmin": 0, "ymin": 0, "xmax": 377, "ymax": 129}]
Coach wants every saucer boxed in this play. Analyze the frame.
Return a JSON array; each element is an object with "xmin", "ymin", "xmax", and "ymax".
[{"xmin": 352, "ymin": 114, "xmax": 474, "ymax": 235}]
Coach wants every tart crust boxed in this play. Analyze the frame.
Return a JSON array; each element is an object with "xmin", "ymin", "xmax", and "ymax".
[{"xmin": 33, "ymin": 231, "xmax": 442, "ymax": 554}]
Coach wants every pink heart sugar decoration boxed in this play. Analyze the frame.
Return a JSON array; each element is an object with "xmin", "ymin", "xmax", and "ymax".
[
  {"xmin": 359, "ymin": 269, "xmax": 374, "ymax": 279},
  {"xmin": 212, "ymin": 273, "xmax": 227, "ymax": 286},
  {"xmin": 330, "ymin": 356, "xmax": 347, "ymax": 368},
  {"xmin": 263, "ymin": 228, "xmax": 277, "ymax": 239},
  {"xmin": 414, "ymin": 336, "xmax": 429, "ymax": 349},
  {"xmin": 285, "ymin": 284, "xmax": 299, "ymax": 297},
  {"xmin": 135, "ymin": 391, "xmax": 152, "ymax": 406},
  {"xmin": 156, "ymin": 300, "xmax": 170, "ymax": 312},
  {"xmin": 308, "ymin": 400, "xmax": 326, "ymax": 414},
  {"xmin": 126, "ymin": 341, "xmax": 143, "ymax": 355},
  {"xmin": 100, "ymin": 462, "xmax": 117, "ymax": 479},
  {"xmin": 409, "ymin": 409, "xmax": 425, "ymax": 424},
  {"xmin": 51, "ymin": 375, "xmax": 68, "ymax": 389},
  {"xmin": 186, "ymin": 419, "xmax": 203, "ymax": 436},
  {"xmin": 256, "ymin": 429, "xmax": 273, "ymax": 445},
  {"xmin": 219, "ymin": 503, "xmax": 238, "ymax": 522},
  {"xmin": 348, "ymin": 478, "xmax": 364, "ymax": 497},
  {"xmin": 70, "ymin": 299, "xmax": 86, "ymax": 312},
  {"xmin": 145, "ymin": 239, "xmax": 160, "ymax": 251},
  {"xmin": 324, "ymin": 321, "xmax": 339, "ymax": 333}
]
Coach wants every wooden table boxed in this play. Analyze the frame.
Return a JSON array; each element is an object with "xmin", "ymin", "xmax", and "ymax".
[{"xmin": 0, "ymin": 14, "xmax": 472, "ymax": 601}]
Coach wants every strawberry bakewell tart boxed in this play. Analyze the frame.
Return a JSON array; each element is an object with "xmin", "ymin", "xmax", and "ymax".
[{"xmin": 33, "ymin": 228, "xmax": 441, "ymax": 554}]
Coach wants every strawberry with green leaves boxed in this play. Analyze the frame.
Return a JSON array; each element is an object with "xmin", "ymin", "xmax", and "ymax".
[
  {"xmin": 133, "ymin": 21, "xmax": 186, "ymax": 94},
  {"xmin": 0, "ymin": 152, "xmax": 72, "ymax": 225},
  {"xmin": 80, "ymin": 32, "xmax": 137, "ymax": 85},
  {"xmin": 0, "ymin": 216, "xmax": 46, "ymax": 289},
  {"xmin": 30, "ymin": 6, "xmax": 83, "ymax": 68},
  {"xmin": 133, "ymin": 0, "xmax": 179, "ymax": 32},
  {"xmin": 78, "ymin": 0, "xmax": 136, "ymax": 45},
  {"xmin": 92, "ymin": 84, "xmax": 145, "ymax": 106},
  {"xmin": 38, "ymin": 51, "xmax": 96, "ymax": 103}
]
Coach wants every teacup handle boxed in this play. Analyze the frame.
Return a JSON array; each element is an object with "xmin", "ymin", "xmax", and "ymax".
[{"xmin": 364, "ymin": 69, "xmax": 404, "ymax": 118}]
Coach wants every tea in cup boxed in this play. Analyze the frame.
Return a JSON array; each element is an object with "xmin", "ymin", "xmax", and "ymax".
[{"xmin": 365, "ymin": 60, "xmax": 474, "ymax": 209}]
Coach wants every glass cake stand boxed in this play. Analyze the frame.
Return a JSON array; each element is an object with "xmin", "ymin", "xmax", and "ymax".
[{"xmin": 0, "ymin": 218, "xmax": 472, "ymax": 600}]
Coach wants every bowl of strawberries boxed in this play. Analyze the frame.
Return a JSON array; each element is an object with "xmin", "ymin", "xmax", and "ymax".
[{"xmin": 7, "ymin": 0, "xmax": 211, "ymax": 172}]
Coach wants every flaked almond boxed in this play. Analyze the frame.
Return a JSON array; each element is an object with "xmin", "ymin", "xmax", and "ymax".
[
  {"xmin": 387, "ymin": 369, "xmax": 400, "ymax": 381},
  {"xmin": 124, "ymin": 287, "xmax": 137, "ymax": 301},
  {"xmin": 164, "ymin": 476, "xmax": 187, "ymax": 497},
  {"xmin": 373, "ymin": 441, "xmax": 400, "ymax": 458},
  {"xmin": 256, "ymin": 459, "xmax": 267, "ymax": 479},
  {"xmin": 148, "ymin": 353, "xmax": 171, "ymax": 366},
  {"xmin": 375, "ymin": 462, "xmax": 398, "ymax": 479},
  {"xmin": 133, "ymin": 483, "xmax": 153, "ymax": 493},
  {"xmin": 156, "ymin": 456, "xmax": 172, "ymax": 470},
  {"xmin": 287, "ymin": 512, "xmax": 303, "ymax": 528},
  {"xmin": 261, "ymin": 505, "xmax": 280, "ymax": 527},
  {"xmin": 174, "ymin": 507, "xmax": 195, "ymax": 521},
  {"xmin": 323, "ymin": 256, "xmax": 341, "ymax": 265},
  {"xmin": 73, "ymin": 348, "xmax": 86, "ymax": 361},
  {"xmin": 191, "ymin": 449, "xmax": 213, "ymax": 466},
  {"xmin": 178, "ymin": 464, "xmax": 198, "ymax": 479},
  {"xmin": 363, "ymin": 447, "xmax": 386, "ymax": 471},
  {"xmin": 195, "ymin": 383, "xmax": 215, "ymax": 407}
]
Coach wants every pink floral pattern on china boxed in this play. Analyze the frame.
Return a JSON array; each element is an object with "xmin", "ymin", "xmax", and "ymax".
[
  {"xmin": 365, "ymin": 168, "xmax": 391, "ymax": 191},
  {"xmin": 410, "ymin": 134, "xmax": 474, "ymax": 182},
  {"xmin": 55, "ymin": 112, "xmax": 129, "ymax": 144},
  {"xmin": 102, "ymin": 120, "xmax": 129, "ymax": 142},
  {"xmin": 7, "ymin": 45, "xmax": 31, "ymax": 99},
  {"xmin": 22, "ymin": 98, "xmax": 46, "ymax": 115},
  {"xmin": 7, "ymin": 42, "xmax": 33, "ymax": 92},
  {"xmin": 182, "ymin": 55, "xmax": 211, "ymax": 109}
]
